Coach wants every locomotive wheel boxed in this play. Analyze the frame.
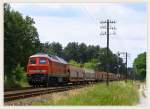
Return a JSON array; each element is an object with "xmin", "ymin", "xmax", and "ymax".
[{"xmin": 33, "ymin": 84, "xmax": 36, "ymax": 88}]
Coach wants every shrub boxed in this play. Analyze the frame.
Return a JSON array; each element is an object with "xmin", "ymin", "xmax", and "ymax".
[{"xmin": 5, "ymin": 64, "xmax": 28, "ymax": 88}]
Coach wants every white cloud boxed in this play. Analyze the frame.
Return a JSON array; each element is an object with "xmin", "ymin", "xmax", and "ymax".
[{"xmin": 32, "ymin": 16, "xmax": 99, "ymax": 46}]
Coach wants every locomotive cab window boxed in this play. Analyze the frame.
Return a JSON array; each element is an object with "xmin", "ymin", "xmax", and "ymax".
[
  {"xmin": 29, "ymin": 58, "xmax": 36, "ymax": 64},
  {"xmin": 39, "ymin": 58, "xmax": 47, "ymax": 64}
]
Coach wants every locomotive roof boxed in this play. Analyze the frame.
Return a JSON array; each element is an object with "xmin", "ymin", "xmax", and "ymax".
[{"xmin": 30, "ymin": 53, "xmax": 68, "ymax": 64}]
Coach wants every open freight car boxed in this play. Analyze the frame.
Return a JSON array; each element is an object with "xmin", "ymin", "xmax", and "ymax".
[
  {"xmin": 67, "ymin": 65, "xmax": 84, "ymax": 83},
  {"xmin": 84, "ymin": 68, "xmax": 95, "ymax": 82}
]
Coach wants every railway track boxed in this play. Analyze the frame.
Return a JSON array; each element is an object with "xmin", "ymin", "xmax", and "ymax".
[
  {"xmin": 4, "ymin": 86, "xmax": 33, "ymax": 92},
  {"xmin": 4, "ymin": 84, "xmax": 87, "ymax": 102}
]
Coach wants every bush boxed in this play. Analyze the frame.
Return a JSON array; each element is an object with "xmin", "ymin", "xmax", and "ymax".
[
  {"xmin": 68, "ymin": 60, "xmax": 81, "ymax": 67},
  {"xmin": 4, "ymin": 64, "xmax": 28, "ymax": 88},
  {"xmin": 12, "ymin": 64, "xmax": 26, "ymax": 81}
]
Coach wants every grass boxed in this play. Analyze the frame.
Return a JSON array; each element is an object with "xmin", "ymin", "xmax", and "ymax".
[{"xmin": 32, "ymin": 81, "xmax": 139, "ymax": 106}]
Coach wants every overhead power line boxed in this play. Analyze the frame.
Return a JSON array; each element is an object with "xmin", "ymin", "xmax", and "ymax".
[{"xmin": 81, "ymin": 6, "xmax": 98, "ymax": 25}]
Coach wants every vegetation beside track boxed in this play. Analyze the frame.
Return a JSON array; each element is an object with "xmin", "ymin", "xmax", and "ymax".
[
  {"xmin": 32, "ymin": 81, "xmax": 139, "ymax": 105},
  {"xmin": 4, "ymin": 64, "xmax": 29, "ymax": 89}
]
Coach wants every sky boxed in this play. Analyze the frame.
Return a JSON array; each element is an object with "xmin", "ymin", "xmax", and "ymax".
[{"xmin": 10, "ymin": 3, "xmax": 147, "ymax": 67}]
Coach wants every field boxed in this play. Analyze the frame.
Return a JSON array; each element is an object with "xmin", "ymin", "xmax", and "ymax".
[{"xmin": 32, "ymin": 81, "xmax": 139, "ymax": 105}]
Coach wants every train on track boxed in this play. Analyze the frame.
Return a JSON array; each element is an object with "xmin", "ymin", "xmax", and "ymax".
[{"xmin": 27, "ymin": 53, "xmax": 125, "ymax": 87}]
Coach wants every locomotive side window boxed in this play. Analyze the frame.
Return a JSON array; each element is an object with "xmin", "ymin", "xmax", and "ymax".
[
  {"xmin": 39, "ymin": 58, "xmax": 47, "ymax": 64},
  {"xmin": 30, "ymin": 59, "xmax": 36, "ymax": 64}
]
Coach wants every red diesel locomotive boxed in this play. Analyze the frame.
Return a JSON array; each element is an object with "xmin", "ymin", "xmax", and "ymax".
[{"xmin": 27, "ymin": 53, "xmax": 68, "ymax": 86}]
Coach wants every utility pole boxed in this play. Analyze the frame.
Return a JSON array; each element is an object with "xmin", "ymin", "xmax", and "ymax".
[
  {"xmin": 116, "ymin": 52, "xmax": 120, "ymax": 80},
  {"xmin": 100, "ymin": 19, "xmax": 116, "ymax": 86},
  {"xmin": 118, "ymin": 52, "xmax": 130, "ymax": 82},
  {"xmin": 125, "ymin": 52, "xmax": 128, "ymax": 82}
]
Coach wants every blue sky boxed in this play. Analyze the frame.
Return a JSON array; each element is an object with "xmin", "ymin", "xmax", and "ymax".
[
  {"xmin": 11, "ymin": 3, "xmax": 146, "ymax": 17},
  {"xmin": 122, "ymin": 3, "xmax": 146, "ymax": 11},
  {"xmin": 11, "ymin": 4, "xmax": 84, "ymax": 17},
  {"xmin": 10, "ymin": 3, "xmax": 147, "ymax": 67}
]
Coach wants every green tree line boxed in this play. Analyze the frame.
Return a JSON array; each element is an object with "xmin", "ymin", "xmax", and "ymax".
[{"xmin": 38, "ymin": 41, "xmax": 127, "ymax": 74}]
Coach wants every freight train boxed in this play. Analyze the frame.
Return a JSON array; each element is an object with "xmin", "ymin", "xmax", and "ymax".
[{"xmin": 27, "ymin": 53, "xmax": 125, "ymax": 87}]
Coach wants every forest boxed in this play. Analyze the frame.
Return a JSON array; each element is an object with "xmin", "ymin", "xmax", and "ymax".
[{"xmin": 4, "ymin": 4, "xmax": 146, "ymax": 88}]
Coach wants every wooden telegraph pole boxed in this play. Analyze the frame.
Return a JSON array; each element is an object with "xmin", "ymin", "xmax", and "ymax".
[
  {"xmin": 118, "ymin": 52, "xmax": 130, "ymax": 82},
  {"xmin": 100, "ymin": 19, "xmax": 116, "ymax": 86}
]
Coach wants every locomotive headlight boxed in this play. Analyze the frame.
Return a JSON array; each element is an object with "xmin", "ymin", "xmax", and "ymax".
[{"xmin": 40, "ymin": 70, "xmax": 47, "ymax": 73}]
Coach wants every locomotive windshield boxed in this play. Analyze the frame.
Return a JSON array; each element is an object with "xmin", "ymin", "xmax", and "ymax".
[
  {"xmin": 29, "ymin": 58, "xmax": 36, "ymax": 64},
  {"xmin": 39, "ymin": 58, "xmax": 46, "ymax": 64}
]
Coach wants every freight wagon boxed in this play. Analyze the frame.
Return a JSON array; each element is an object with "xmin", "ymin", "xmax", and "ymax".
[{"xmin": 67, "ymin": 65, "xmax": 84, "ymax": 83}]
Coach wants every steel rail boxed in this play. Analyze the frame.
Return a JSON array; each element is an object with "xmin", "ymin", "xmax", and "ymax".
[{"xmin": 4, "ymin": 84, "xmax": 87, "ymax": 102}]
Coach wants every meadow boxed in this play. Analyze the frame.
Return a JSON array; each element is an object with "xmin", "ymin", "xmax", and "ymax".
[{"xmin": 33, "ymin": 81, "xmax": 139, "ymax": 105}]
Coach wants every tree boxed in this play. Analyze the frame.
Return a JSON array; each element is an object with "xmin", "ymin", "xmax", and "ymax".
[
  {"xmin": 39, "ymin": 42, "xmax": 63, "ymax": 57},
  {"xmin": 50, "ymin": 42, "xmax": 63, "ymax": 57},
  {"xmin": 86, "ymin": 45, "xmax": 101, "ymax": 61},
  {"xmin": 4, "ymin": 3, "xmax": 40, "ymax": 83},
  {"xmin": 78, "ymin": 43, "xmax": 88, "ymax": 63},
  {"xmin": 63, "ymin": 42, "xmax": 80, "ymax": 62},
  {"xmin": 133, "ymin": 52, "xmax": 146, "ymax": 80}
]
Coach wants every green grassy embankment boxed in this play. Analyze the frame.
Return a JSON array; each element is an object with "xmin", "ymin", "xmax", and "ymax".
[{"xmin": 33, "ymin": 81, "xmax": 139, "ymax": 105}]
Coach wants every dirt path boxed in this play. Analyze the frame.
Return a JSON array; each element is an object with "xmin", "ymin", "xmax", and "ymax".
[{"xmin": 136, "ymin": 83, "xmax": 150, "ymax": 107}]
